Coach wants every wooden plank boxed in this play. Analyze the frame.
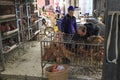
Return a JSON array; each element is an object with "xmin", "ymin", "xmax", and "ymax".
[
  {"xmin": 0, "ymin": 14, "xmax": 15, "ymax": 19},
  {"xmin": 2, "ymin": 32, "xmax": 18, "ymax": 40},
  {"xmin": 3, "ymin": 44, "xmax": 18, "ymax": 54},
  {"xmin": 29, "ymin": 30, "xmax": 40, "ymax": 40},
  {"xmin": 31, "ymin": 19, "xmax": 40, "ymax": 27},
  {"xmin": 0, "ymin": 1, "xmax": 14, "ymax": 5},
  {"xmin": 31, "ymin": 2, "xmax": 37, "ymax": 4},
  {"xmin": 108, "ymin": 11, "xmax": 120, "ymax": 15},
  {"xmin": 34, "ymin": 10, "xmax": 39, "ymax": 13},
  {"xmin": 108, "ymin": 0, "xmax": 120, "ymax": 11},
  {"xmin": 3, "ymin": 29, "xmax": 18, "ymax": 36},
  {"xmin": 0, "ymin": 14, "xmax": 16, "ymax": 23},
  {"xmin": 34, "ymin": 30, "xmax": 40, "ymax": 35},
  {"xmin": 102, "ymin": 0, "xmax": 120, "ymax": 79}
]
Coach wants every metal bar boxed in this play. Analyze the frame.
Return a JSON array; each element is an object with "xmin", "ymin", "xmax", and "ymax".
[
  {"xmin": 41, "ymin": 33, "xmax": 104, "ymax": 77},
  {"xmin": 0, "ymin": 32, "xmax": 5, "ymax": 71},
  {"xmin": 15, "ymin": 0, "xmax": 25, "ymax": 51},
  {"xmin": 26, "ymin": 1, "xmax": 31, "ymax": 40},
  {"xmin": 40, "ymin": 41, "xmax": 44, "ymax": 76}
]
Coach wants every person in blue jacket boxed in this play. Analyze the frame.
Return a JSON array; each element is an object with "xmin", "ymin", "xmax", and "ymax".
[{"xmin": 61, "ymin": 6, "xmax": 77, "ymax": 34}]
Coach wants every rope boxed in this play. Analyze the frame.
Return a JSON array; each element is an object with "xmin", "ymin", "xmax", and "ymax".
[
  {"xmin": 115, "ymin": 14, "xmax": 119, "ymax": 63},
  {"xmin": 106, "ymin": 13, "xmax": 119, "ymax": 64}
]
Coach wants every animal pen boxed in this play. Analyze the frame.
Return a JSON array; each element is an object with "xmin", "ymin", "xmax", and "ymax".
[{"xmin": 41, "ymin": 32, "xmax": 104, "ymax": 79}]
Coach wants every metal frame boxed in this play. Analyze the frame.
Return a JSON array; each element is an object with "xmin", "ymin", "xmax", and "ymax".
[
  {"xmin": 26, "ymin": 0, "xmax": 41, "ymax": 40},
  {"xmin": 0, "ymin": 0, "xmax": 21, "ymax": 71},
  {"xmin": 15, "ymin": 0, "xmax": 23, "ymax": 43},
  {"xmin": 26, "ymin": 0, "xmax": 32, "ymax": 40},
  {"xmin": 41, "ymin": 33, "xmax": 104, "ymax": 79},
  {"xmin": 15, "ymin": 0, "xmax": 26, "ymax": 54},
  {"xmin": 0, "ymin": 32, "xmax": 5, "ymax": 71}
]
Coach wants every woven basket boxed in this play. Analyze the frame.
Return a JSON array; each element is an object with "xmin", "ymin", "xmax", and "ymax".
[{"xmin": 45, "ymin": 65, "xmax": 68, "ymax": 80}]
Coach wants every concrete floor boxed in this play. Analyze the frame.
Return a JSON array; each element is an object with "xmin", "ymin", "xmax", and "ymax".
[
  {"xmin": 1, "ymin": 39, "xmax": 102, "ymax": 80},
  {"xmin": 1, "ymin": 41, "xmax": 42, "ymax": 77}
]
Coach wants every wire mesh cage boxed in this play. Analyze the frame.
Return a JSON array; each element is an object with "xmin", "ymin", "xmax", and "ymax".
[{"xmin": 41, "ymin": 32, "xmax": 104, "ymax": 79}]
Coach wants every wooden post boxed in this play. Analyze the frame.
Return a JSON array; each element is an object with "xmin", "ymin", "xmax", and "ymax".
[{"xmin": 102, "ymin": 0, "xmax": 120, "ymax": 80}]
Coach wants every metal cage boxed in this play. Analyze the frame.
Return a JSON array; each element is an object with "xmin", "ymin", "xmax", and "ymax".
[{"xmin": 41, "ymin": 33, "xmax": 104, "ymax": 79}]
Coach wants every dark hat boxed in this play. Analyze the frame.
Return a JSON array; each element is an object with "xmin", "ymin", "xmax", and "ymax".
[
  {"xmin": 68, "ymin": 6, "xmax": 75, "ymax": 11},
  {"xmin": 55, "ymin": 10, "xmax": 60, "ymax": 13}
]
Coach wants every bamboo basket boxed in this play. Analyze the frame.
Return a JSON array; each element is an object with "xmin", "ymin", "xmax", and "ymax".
[{"xmin": 45, "ymin": 65, "xmax": 68, "ymax": 80}]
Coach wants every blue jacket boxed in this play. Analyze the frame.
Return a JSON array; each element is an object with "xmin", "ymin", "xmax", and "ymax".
[{"xmin": 61, "ymin": 14, "xmax": 77, "ymax": 34}]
